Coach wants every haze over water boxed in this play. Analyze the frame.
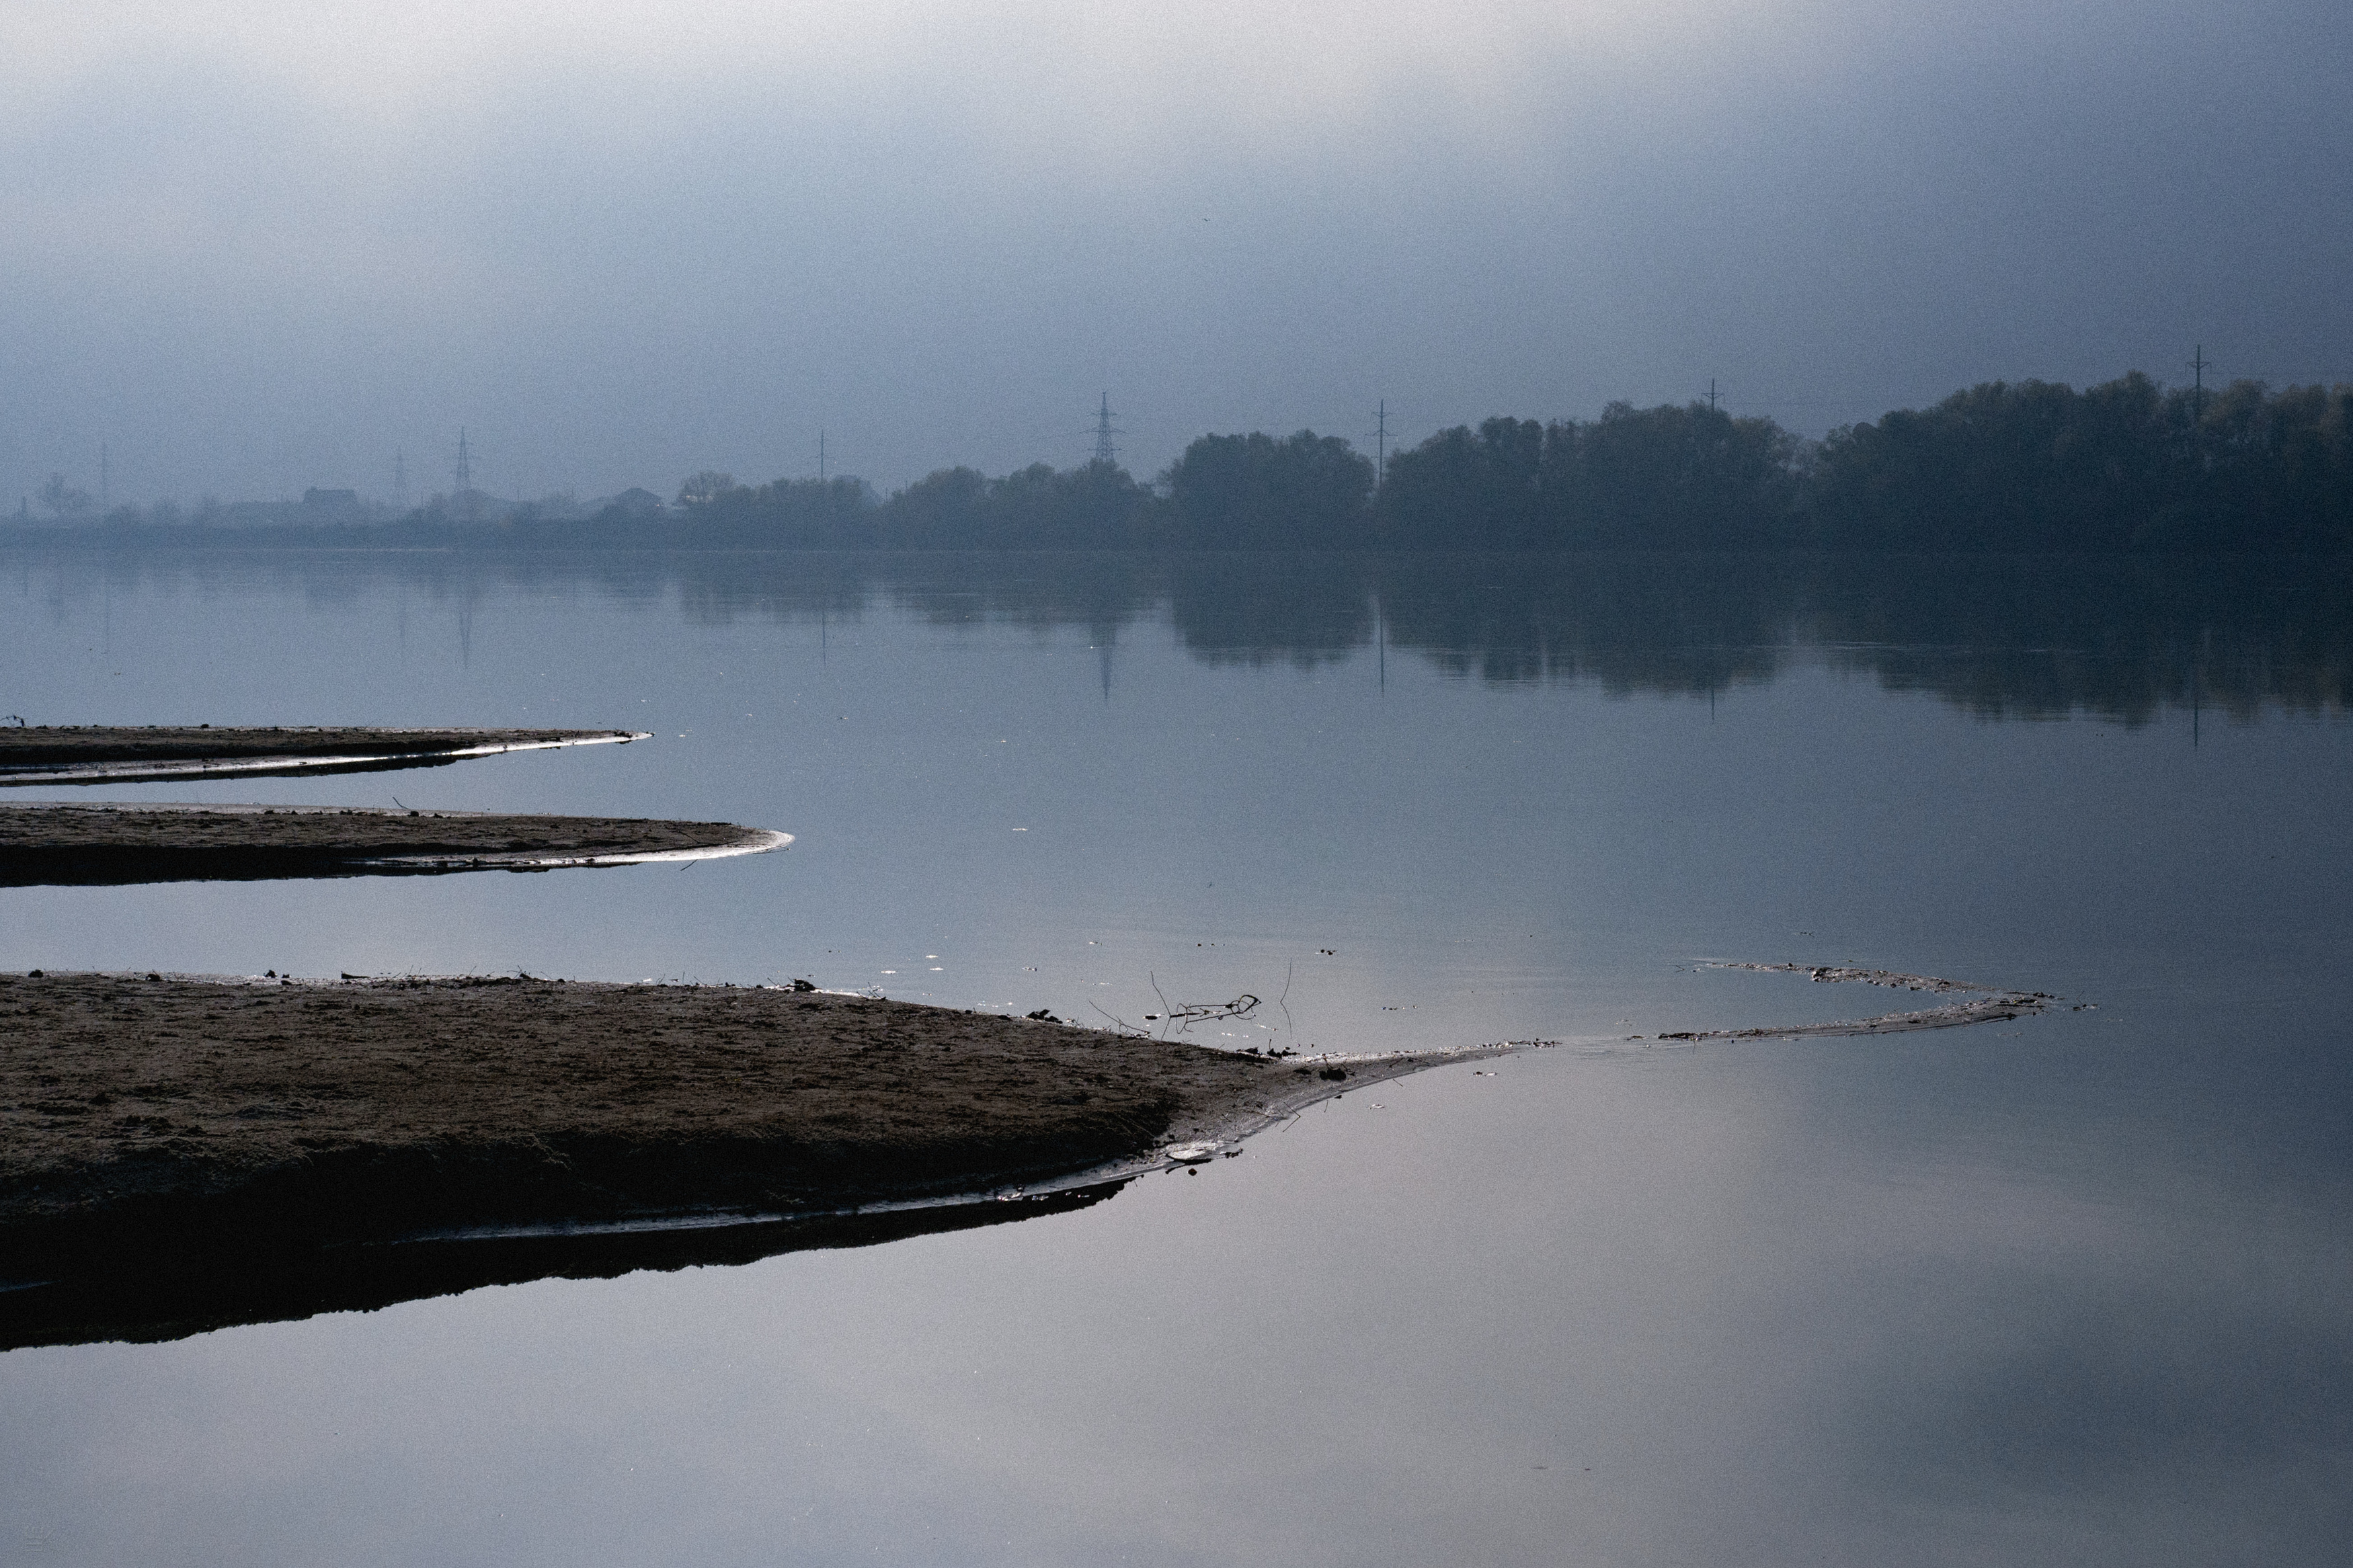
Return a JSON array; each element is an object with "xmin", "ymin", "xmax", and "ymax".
[{"xmin": 1, "ymin": 549, "xmax": 2346, "ymax": 1565}]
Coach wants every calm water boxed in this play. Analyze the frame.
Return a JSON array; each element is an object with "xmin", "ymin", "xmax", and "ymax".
[{"xmin": 2, "ymin": 549, "xmax": 2348, "ymax": 1565}]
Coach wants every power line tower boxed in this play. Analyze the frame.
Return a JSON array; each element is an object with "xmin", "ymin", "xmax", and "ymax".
[
  {"xmin": 1371, "ymin": 401, "xmax": 1392, "ymax": 487},
  {"xmin": 1090, "ymin": 393, "xmax": 1122, "ymax": 465},
  {"xmin": 1707, "ymin": 378, "xmax": 1719, "ymax": 412},
  {"xmin": 818, "ymin": 428, "xmax": 827, "ymax": 483},
  {"xmin": 2190, "ymin": 345, "xmax": 2211, "ymax": 423},
  {"xmin": 452, "ymin": 428, "xmax": 478, "ymax": 521}
]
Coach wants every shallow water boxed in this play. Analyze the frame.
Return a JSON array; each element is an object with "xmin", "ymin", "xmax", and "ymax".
[{"xmin": 2, "ymin": 550, "xmax": 2348, "ymax": 1565}]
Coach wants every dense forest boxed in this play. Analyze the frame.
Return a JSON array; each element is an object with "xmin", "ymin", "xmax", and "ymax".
[{"xmin": 17, "ymin": 372, "xmax": 2352, "ymax": 553}]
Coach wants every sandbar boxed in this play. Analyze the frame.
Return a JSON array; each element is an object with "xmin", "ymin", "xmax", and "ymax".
[
  {"xmin": 0, "ymin": 802, "xmax": 789, "ymax": 884},
  {"xmin": 0, "ymin": 962, "xmax": 2047, "ymax": 1346},
  {"xmin": 0, "ymin": 725, "xmax": 646, "ymax": 786},
  {"xmin": 1, "ymin": 974, "xmax": 1449, "ymax": 1280}
]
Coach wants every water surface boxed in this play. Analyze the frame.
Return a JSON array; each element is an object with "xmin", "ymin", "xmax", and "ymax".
[{"xmin": 2, "ymin": 550, "xmax": 2346, "ymax": 1565}]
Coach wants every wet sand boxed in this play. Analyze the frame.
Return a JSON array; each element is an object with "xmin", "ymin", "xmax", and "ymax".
[
  {"xmin": 0, "ymin": 802, "xmax": 789, "ymax": 884},
  {"xmin": 0, "ymin": 725, "xmax": 645, "ymax": 786},
  {"xmin": 0, "ymin": 975, "xmax": 1345, "ymax": 1276}
]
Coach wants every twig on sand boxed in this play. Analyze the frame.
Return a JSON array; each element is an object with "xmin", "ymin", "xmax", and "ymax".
[{"xmin": 1088, "ymin": 1001, "xmax": 1148, "ymax": 1036}]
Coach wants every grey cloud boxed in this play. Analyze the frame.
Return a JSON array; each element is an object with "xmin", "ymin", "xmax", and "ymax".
[{"xmin": 1, "ymin": 0, "xmax": 2346, "ymax": 506}]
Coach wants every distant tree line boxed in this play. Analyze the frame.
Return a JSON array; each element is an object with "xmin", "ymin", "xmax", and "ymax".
[
  {"xmin": 1373, "ymin": 403, "xmax": 1800, "ymax": 548},
  {"xmin": 1367, "ymin": 376, "xmax": 2351, "ymax": 550},
  {"xmin": 1804, "ymin": 375, "xmax": 2352, "ymax": 552},
  {"xmin": 646, "ymin": 429, "xmax": 1382, "ymax": 550},
  {"xmin": 16, "ymin": 372, "xmax": 2348, "ymax": 552},
  {"xmin": 639, "ymin": 374, "xmax": 2349, "ymax": 552}
]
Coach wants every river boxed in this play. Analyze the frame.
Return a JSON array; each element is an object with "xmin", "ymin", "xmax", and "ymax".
[{"xmin": 1, "ymin": 548, "xmax": 2346, "ymax": 1565}]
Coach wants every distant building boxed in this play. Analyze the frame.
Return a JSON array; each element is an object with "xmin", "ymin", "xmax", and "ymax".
[{"xmin": 303, "ymin": 487, "xmax": 361, "ymax": 510}]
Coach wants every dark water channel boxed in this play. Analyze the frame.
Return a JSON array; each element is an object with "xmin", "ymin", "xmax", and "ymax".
[{"xmin": 1, "ymin": 550, "xmax": 2348, "ymax": 1565}]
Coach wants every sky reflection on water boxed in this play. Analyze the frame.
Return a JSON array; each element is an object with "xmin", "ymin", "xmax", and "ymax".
[{"xmin": 1, "ymin": 549, "xmax": 2348, "ymax": 1565}]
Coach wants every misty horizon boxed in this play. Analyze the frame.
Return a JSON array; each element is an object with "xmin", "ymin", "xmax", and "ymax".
[
  {"xmin": 7, "ymin": 2, "xmax": 2349, "ymax": 507},
  {"xmin": 19, "ymin": 368, "xmax": 2343, "ymax": 557},
  {"xmin": 18, "ymin": 367, "xmax": 2337, "ymax": 514}
]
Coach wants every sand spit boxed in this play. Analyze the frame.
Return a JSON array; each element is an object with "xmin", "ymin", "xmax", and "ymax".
[
  {"xmin": 0, "ymin": 803, "xmax": 789, "ymax": 885},
  {"xmin": 0, "ymin": 975, "xmax": 1334, "ymax": 1301},
  {"xmin": 0, "ymin": 971, "xmax": 1509, "ymax": 1346},
  {"xmin": 0, "ymin": 961, "xmax": 2049, "ymax": 1348},
  {"xmin": 0, "ymin": 725, "xmax": 647, "ymax": 786},
  {"xmin": 1644, "ymin": 963, "xmax": 2055, "ymax": 1040}
]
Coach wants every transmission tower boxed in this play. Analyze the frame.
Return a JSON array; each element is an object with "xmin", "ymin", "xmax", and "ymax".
[
  {"xmin": 451, "ymin": 429, "xmax": 480, "ymax": 520},
  {"xmin": 1371, "ymin": 401, "xmax": 1391, "ymax": 487},
  {"xmin": 2190, "ymin": 345, "xmax": 2211, "ymax": 423},
  {"xmin": 1090, "ymin": 393, "xmax": 1123, "ymax": 465}
]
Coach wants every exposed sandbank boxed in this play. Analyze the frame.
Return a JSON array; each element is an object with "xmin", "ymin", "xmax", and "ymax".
[
  {"xmin": 1, "ymin": 974, "xmax": 1464, "ymax": 1283},
  {"xmin": 0, "ymin": 726, "xmax": 646, "ymax": 786},
  {"xmin": 0, "ymin": 962, "xmax": 2048, "ymax": 1348},
  {"xmin": 0, "ymin": 802, "xmax": 789, "ymax": 884}
]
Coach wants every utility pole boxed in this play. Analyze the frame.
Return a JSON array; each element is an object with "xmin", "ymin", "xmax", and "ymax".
[
  {"xmin": 2190, "ymin": 345, "xmax": 2210, "ymax": 423},
  {"xmin": 1374, "ymin": 401, "xmax": 1390, "ymax": 487},
  {"xmin": 818, "ymin": 429, "xmax": 827, "ymax": 483},
  {"xmin": 1707, "ymin": 379, "xmax": 1718, "ymax": 413},
  {"xmin": 1091, "ymin": 393, "xmax": 1121, "ymax": 465},
  {"xmin": 392, "ymin": 449, "xmax": 409, "ymax": 510}
]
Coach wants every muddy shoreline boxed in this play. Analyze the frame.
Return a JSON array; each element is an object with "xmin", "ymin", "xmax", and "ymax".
[
  {"xmin": 0, "ymin": 725, "xmax": 645, "ymax": 786},
  {"xmin": 0, "ymin": 803, "xmax": 789, "ymax": 884},
  {"xmin": 0, "ymin": 975, "xmax": 1320, "ymax": 1275},
  {"xmin": 0, "ymin": 963, "xmax": 2046, "ymax": 1348}
]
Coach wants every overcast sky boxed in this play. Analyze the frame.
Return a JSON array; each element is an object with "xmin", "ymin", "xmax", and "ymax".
[{"xmin": 3, "ymin": 0, "xmax": 2348, "ymax": 506}]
